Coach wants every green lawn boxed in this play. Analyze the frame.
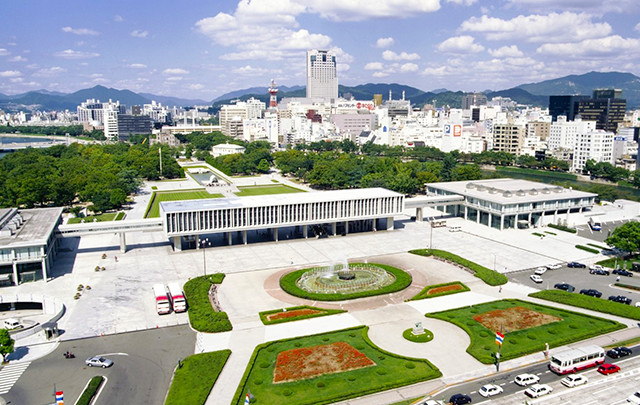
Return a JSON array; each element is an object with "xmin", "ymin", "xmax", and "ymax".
[
  {"xmin": 68, "ymin": 212, "xmax": 121, "ymax": 224},
  {"xmin": 409, "ymin": 281, "xmax": 470, "ymax": 301},
  {"xmin": 165, "ymin": 350, "xmax": 231, "ymax": 405},
  {"xmin": 530, "ymin": 290, "xmax": 640, "ymax": 321},
  {"xmin": 183, "ymin": 274, "xmax": 232, "ymax": 333},
  {"xmin": 231, "ymin": 326, "xmax": 441, "ymax": 405},
  {"xmin": 597, "ymin": 254, "xmax": 639, "ymax": 269},
  {"xmin": 409, "ymin": 249, "xmax": 507, "ymax": 286},
  {"xmin": 259, "ymin": 305, "xmax": 346, "ymax": 325},
  {"xmin": 402, "ymin": 328, "xmax": 433, "ymax": 343},
  {"xmin": 144, "ymin": 189, "xmax": 222, "ymax": 218},
  {"xmin": 234, "ymin": 184, "xmax": 304, "ymax": 196},
  {"xmin": 426, "ymin": 299, "xmax": 625, "ymax": 364},
  {"xmin": 76, "ymin": 376, "xmax": 104, "ymax": 405}
]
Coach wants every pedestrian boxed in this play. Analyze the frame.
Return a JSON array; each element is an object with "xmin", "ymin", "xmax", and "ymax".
[
  {"xmin": 499, "ymin": 286, "xmax": 502, "ymax": 293},
  {"xmin": 114, "ymin": 256, "xmax": 118, "ymax": 262},
  {"xmin": 616, "ymin": 276, "xmax": 620, "ymax": 282}
]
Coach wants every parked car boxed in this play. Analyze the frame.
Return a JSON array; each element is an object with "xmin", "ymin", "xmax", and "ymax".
[
  {"xmin": 568, "ymin": 262, "xmax": 586, "ymax": 268},
  {"xmin": 597, "ymin": 363, "xmax": 620, "ymax": 375},
  {"xmin": 580, "ymin": 289, "xmax": 602, "ymax": 298},
  {"xmin": 478, "ymin": 384, "xmax": 503, "ymax": 398},
  {"xmin": 627, "ymin": 392, "xmax": 640, "ymax": 404},
  {"xmin": 613, "ymin": 269, "xmax": 633, "ymax": 277},
  {"xmin": 589, "ymin": 264, "xmax": 604, "ymax": 271},
  {"xmin": 608, "ymin": 295, "xmax": 632, "ymax": 305},
  {"xmin": 85, "ymin": 356, "xmax": 114, "ymax": 368},
  {"xmin": 590, "ymin": 268, "xmax": 610, "ymax": 276},
  {"xmin": 554, "ymin": 283, "xmax": 575, "ymax": 292},
  {"xmin": 448, "ymin": 393, "xmax": 472, "ymax": 405},
  {"xmin": 535, "ymin": 267, "xmax": 547, "ymax": 275},
  {"xmin": 530, "ymin": 274, "xmax": 543, "ymax": 283},
  {"xmin": 524, "ymin": 384, "xmax": 553, "ymax": 398},
  {"xmin": 561, "ymin": 374, "xmax": 588, "ymax": 388},
  {"xmin": 514, "ymin": 373, "xmax": 540, "ymax": 386},
  {"xmin": 547, "ymin": 264, "xmax": 562, "ymax": 270},
  {"xmin": 607, "ymin": 346, "xmax": 632, "ymax": 359}
]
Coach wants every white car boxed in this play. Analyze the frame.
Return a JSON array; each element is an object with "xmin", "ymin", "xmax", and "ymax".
[
  {"xmin": 530, "ymin": 274, "xmax": 543, "ymax": 283},
  {"xmin": 589, "ymin": 264, "xmax": 603, "ymax": 271},
  {"xmin": 524, "ymin": 384, "xmax": 553, "ymax": 398},
  {"xmin": 535, "ymin": 267, "xmax": 547, "ymax": 275},
  {"xmin": 561, "ymin": 374, "xmax": 589, "ymax": 387},
  {"xmin": 547, "ymin": 264, "xmax": 562, "ymax": 270},
  {"xmin": 627, "ymin": 392, "xmax": 640, "ymax": 404},
  {"xmin": 478, "ymin": 384, "xmax": 503, "ymax": 397},
  {"xmin": 514, "ymin": 373, "xmax": 540, "ymax": 386}
]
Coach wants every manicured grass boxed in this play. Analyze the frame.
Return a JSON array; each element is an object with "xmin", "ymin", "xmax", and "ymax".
[
  {"xmin": 604, "ymin": 335, "xmax": 640, "ymax": 348},
  {"xmin": 532, "ymin": 232, "xmax": 545, "ymax": 237},
  {"xmin": 183, "ymin": 274, "xmax": 232, "ymax": 333},
  {"xmin": 576, "ymin": 245, "xmax": 600, "ymax": 254},
  {"xmin": 234, "ymin": 184, "xmax": 304, "ymax": 196},
  {"xmin": 426, "ymin": 299, "xmax": 625, "ymax": 364},
  {"xmin": 271, "ymin": 179, "xmax": 279, "ymax": 183},
  {"xmin": 76, "ymin": 376, "xmax": 104, "ymax": 405},
  {"xmin": 402, "ymin": 328, "xmax": 434, "ymax": 343},
  {"xmin": 587, "ymin": 243, "xmax": 609, "ymax": 250},
  {"xmin": 409, "ymin": 249, "xmax": 507, "ymax": 286},
  {"xmin": 548, "ymin": 223, "xmax": 577, "ymax": 233},
  {"xmin": 615, "ymin": 283, "xmax": 640, "ymax": 292},
  {"xmin": 231, "ymin": 326, "xmax": 441, "ymax": 405},
  {"xmin": 68, "ymin": 212, "xmax": 119, "ymax": 224},
  {"xmin": 165, "ymin": 350, "xmax": 231, "ymax": 405},
  {"xmin": 114, "ymin": 211, "xmax": 125, "ymax": 220},
  {"xmin": 544, "ymin": 231, "xmax": 557, "ymax": 235},
  {"xmin": 144, "ymin": 189, "xmax": 222, "ymax": 218},
  {"xmin": 495, "ymin": 166, "xmax": 578, "ymax": 181},
  {"xmin": 409, "ymin": 281, "xmax": 470, "ymax": 301},
  {"xmin": 259, "ymin": 305, "xmax": 346, "ymax": 325},
  {"xmin": 530, "ymin": 289, "xmax": 640, "ymax": 320},
  {"xmin": 390, "ymin": 398, "xmax": 423, "ymax": 405},
  {"xmin": 597, "ymin": 254, "xmax": 639, "ymax": 268},
  {"xmin": 279, "ymin": 263, "xmax": 412, "ymax": 301}
]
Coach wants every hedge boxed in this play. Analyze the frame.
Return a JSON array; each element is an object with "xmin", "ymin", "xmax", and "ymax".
[
  {"xmin": 279, "ymin": 263, "xmax": 412, "ymax": 301},
  {"xmin": 76, "ymin": 376, "xmax": 104, "ymax": 405},
  {"xmin": 587, "ymin": 242, "xmax": 609, "ymax": 250},
  {"xmin": 615, "ymin": 283, "xmax": 640, "ymax": 292},
  {"xmin": 576, "ymin": 245, "xmax": 600, "ymax": 254},
  {"xmin": 259, "ymin": 305, "xmax": 346, "ymax": 325},
  {"xmin": 183, "ymin": 274, "xmax": 232, "ymax": 333},
  {"xmin": 409, "ymin": 281, "xmax": 470, "ymax": 301},
  {"xmin": 530, "ymin": 289, "xmax": 640, "ymax": 321},
  {"xmin": 409, "ymin": 249, "xmax": 507, "ymax": 286},
  {"xmin": 548, "ymin": 223, "xmax": 577, "ymax": 233}
]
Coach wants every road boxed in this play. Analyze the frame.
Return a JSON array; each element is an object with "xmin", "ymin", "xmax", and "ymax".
[{"xmin": 4, "ymin": 325, "xmax": 195, "ymax": 405}]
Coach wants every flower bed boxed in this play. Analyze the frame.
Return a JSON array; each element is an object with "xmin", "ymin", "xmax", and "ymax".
[
  {"xmin": 259, "ymin": 306, "xmax": 346, "ymax": 325},
  {"xmin": 409, "ymin": 281, "xmax": 470, "ymax": 301}
]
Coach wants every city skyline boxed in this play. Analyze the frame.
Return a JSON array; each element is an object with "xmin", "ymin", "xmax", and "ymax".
[{"xmin": 1, "ymin": 0, "xmax": 639, "ymax": 100}]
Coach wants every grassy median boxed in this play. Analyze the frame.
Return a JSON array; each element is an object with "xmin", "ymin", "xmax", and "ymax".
[
  {"xmin": 530, "ymin": 289, "xmax": 640, "ymax": 321},
  {"xmin": 409, "ymin": 249, "xmax": 507, "ymax": 286},
  {"xmin": 183, "ymin": 274, "xmax": 232, "ymax": 333},
  {"xmin": 165, "ymin": 350, "xmax": 231, "ymax": 405}
]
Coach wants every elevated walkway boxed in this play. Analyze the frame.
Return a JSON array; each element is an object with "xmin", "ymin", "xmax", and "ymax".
[
  {"xmin": 56, "ymin": 218, "xmax": 163, "ymax": 252},
  {"xmin": 405, "ymin": 195, "xmax": 464, "ymax": 221}
]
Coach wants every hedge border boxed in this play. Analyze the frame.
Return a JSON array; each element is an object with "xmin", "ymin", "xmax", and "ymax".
[
  {"xmin": 409, "ymin": 249, "xmax": 507, "ymax": 286},
  {"xmin": 402, "ymin": 328, "xmax": 434, "ymax": 343},
  {"xmin": 279, "ymin": 263, "xmax": 412, "ymax": 301},
  {"xmin": 259, "ymin": 305, "xmax": 347, "ymax": 325},
  {"xmin": 530, "ymin": 289, "xmax": 640, "ymax": 321},
  {"xmin": 615, "ymin": 283, "xmax": 640, "ymax": 292},
  {"xmin": 576, "ymin": 245, "xmax": 600, "ymax": 254},
  {"xmin": 548, "ymin": 223, "xmax": 577, "ymax": 233},
  {"xmin": 76, "ymin": 375, "xmax": 104, "ymax": 405},
  {"xmin": 183, "ymin": 274, "xmax": 232, "ymax": 333},
  {"xmin": 408, "ymin": 281, "xmax": 470, "ymax": 301}
]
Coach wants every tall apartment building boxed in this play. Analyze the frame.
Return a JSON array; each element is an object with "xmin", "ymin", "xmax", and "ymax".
[
  {"xmin": 492, "ymin": 122, "xmax": 525, "ymax": 155},
  {"xmin": 77, "ymin": 99, "xmax": 125, "ymax": 123},
  {"xmin": 103, "ymin": 107, "xmax": 119, "ymax": 141},
  {"xmin": 573, "ymin": 130, "xmax": 614, "ymax": 172},
  {"xmin": 548, "ymin": 117, "xmax": 596, "ymax": 150},
  {"xmin": 462, "ymin": 93, "xmax": 488, "ymax": 110},
  {"xmin": 548, "ymin": 95, "xmax": 589, "ymax": 122},
  {"xmin": 526, "ymin": 121, "xmax": 550, "ymax": 141},
  {"xmin": 306, "ymin": 49, "xmax": 338, "ymax": 102},
  {"xmin": 577, "ymin": 97, "xmax": 626, "ymax": 133},
  {"xmin": 218, "ymin": 98, "xmax": 265, "ymax": 137}
]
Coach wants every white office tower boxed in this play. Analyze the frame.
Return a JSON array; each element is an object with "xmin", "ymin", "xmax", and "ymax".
[
  {"xmin": 306, "ymin": 49, "xmax": 338, "ymax": 102},
  {"xmin": 548, "ymin": 116, "xmax": 597, "ymax": 150},
  {"xmin": 103, "ymin": 106, "xmax": 119, "ymax": 141},
  {"xmin": 573, "ymin": 130, "xmax": 614, "ymax": 172}
]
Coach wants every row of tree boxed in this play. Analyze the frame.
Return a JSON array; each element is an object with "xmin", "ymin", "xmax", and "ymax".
[{"xmin": 0, "ymin": 125, "xmax": 105, "ymax": 140}]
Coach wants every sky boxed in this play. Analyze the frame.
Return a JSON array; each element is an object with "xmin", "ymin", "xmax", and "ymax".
[{"xmin": 1, "ymin": 0, "xmax": 640, "ymax": 101}]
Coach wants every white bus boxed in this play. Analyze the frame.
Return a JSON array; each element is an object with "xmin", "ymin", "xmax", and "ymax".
[
  {"xmin": 167, "ymin": 283, "xmax": 187, "ymax": 313},
  {"xmin": 153, "ymin": 284, "xmax": 171, "ymax": 315},
  {"xmin": 549, "ymin": 345, "xmax": 605, "ymax": 374}
]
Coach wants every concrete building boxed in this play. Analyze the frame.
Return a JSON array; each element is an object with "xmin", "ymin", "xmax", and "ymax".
[
  {"xmin": 0, "ymin": 207, "xmax": 63, "ymax": 286},
  {"xmin": 578, "ymin": 97, "xmax": 626, "ymax": 133},
  {"xmin": 331, "ymin": 113, "xmax": 376, "ymax": 140},
  {"xmin": 219, "ymin": 98, "xmax": 265, "ymax": 137},
  {"xmin": 306, "ymin": 49, "xmax": 338, "ymax": 102},
  {"xmin": 117, "ymin": 114, "xmax": 153, "ymax": 141},
  {"xmin": 426, "ymin": 178, "xmax": 596, "ymax": 230},
  {"xmin": 549, "ymin": 95, "xmax": 589, "ymax": 122},
  {"xmin": 159, "ymin": 188, "xmax": 403, "ymax": 250},
  {"xmin": 211, "ymin": 143, "xmax": 246, "ymax": 158},
  {"xmin": 548, "ymin": 117, "xmax": 597, "ymax": 150},
  {"xmin": 492, "ymin": 122, "xmax": 525, "ymax": 154},
  {"xmin": 573, "ymin": 129, "xmax": 614, "ymax": 172},
  {"xmin": 462, "ymin": 93, "xmax": 488, "ymax": 110},
  {"xmin": 103, "ymin": 107, "xmax": 119, "ymax": 141}
]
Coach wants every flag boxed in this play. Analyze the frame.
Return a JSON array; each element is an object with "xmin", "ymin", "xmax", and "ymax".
[
  {"xmin": 495, "ymin": 332, "xmax": 504, "ymax": 345},
  {"xmin": 56, "ymin": 391, "xmax": 64, "ymax": 405},
  {"xmin": 244, "ymin": 393, "xmax": 251, "ymax": 405}
]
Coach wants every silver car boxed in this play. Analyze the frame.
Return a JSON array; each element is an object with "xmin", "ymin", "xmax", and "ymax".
[{"xmin": 85, "ymin": 356, "xmax": 114, "ymax": 368}]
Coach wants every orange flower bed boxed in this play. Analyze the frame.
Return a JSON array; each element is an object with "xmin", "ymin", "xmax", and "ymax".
[
  {"xmin": 473, "ymin": 306, "xmax": 561, "ymax": 333},
  {"xmin": 266, "ymin": 308, "xmax": 324, "ymax": 322},
  {"xmin": 273, "ymin": 341, "xmax": 375, "ymax": 383},
  {"xmin": 427, "ymin": 284, "xmax": 463, "ymax": 295}
]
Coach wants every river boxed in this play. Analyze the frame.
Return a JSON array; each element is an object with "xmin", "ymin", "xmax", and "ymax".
[{"xmin": 0, "ymin": 135, "xmax": 66, "ymax": 158}]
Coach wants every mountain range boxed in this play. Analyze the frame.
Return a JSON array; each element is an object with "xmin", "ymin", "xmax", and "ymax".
[{"xmin": 1, "ymin": 71, "xmax": 639, "ymax": 112}]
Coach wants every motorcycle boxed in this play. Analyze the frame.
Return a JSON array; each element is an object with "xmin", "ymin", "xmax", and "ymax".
[{"xmin": 63, "ymin": 351, "xmax": 75, "ymax": 359}]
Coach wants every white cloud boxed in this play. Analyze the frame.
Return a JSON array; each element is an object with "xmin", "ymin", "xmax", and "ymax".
[
  {"xmin": 8, "ymin": 56, "xmax": 27, "ymax": 62},
  {"xmin": 399, "ymin": 63, "xmax": 419, "ymax": 72},
  {"xmin": 488, "ymin": 45, "xmax": 523, "ymax": 58},
  {"xmin": 0, "ymin": 48, "xmax": 8, "ymax": 56},
  {"xmin": 364, "ymin": 62, "xmax": 384, "ymax": 70},
  {"xmin": 330, "ymin": 47, "xmax": 354, "ymax": 63},
  {"xmin": 446, "ymin": 0, "xmax": 477, "ymax": 4},
  {"xmin": 635, "ymin": 22, "xmax": 640, "ymax": 31},
  {"xmin": 460, "ymin": 12, "xmax": 611, "ymax": 43},
  {"xmin": 61, "ymin": 26, "xmax": 99, "ymax": 36},
  {"xmin": 536, "ymin": 35, "xmax": 640, "ymax": 58},
  {"xmin": 0, "ymin": 70, "xmax": 22, "ymax": 78},
  {"xmin": 303, "ymin": 0, "xmax": 440, "ymax": 21},
  {"xmin": 506, "ymin": 0, "xmax": 639, "ymax": 14},
  {"xmin": 128, "ymin": 63, "xmax": 147, "ymax": 69},
  {"xmin": 376, "ymin": 37, "xmax": 395, "ymax": 48},
  {"xmin": 131, "ymin": 30, "xmax": 149, "ymax": 38},
  {"xmin": 437, "ymin": 36, "xmax": 484, "ymax": 53},
  {"xmin": 33, "ymin": 66, "xmax": 67, "ymax": 77},
  {"xmin": 336, "ymin": 63, "xmax": 350, "ymax": 72},
  {"xmin": 163, "ymin": 68, "xmax": 189, "ymax": 75},
  {"xmin": 382, "ymin": 50, "xmax": 420, "ymax": 61},
  {"xmin": 232, "ymin": 65, "xmax": 268, "ymax": 74},
  {"xmin": 372, "ymin": 71, "xmax": 389, "ymax": 78},
  {"xmin": 114, "ymin": 15, "xmax": 124, "ymax": 22},
  {"xmin": 422, "ymin": 66, "xmax": 451, "ymax": 76},
  {"xmin": 189, "ymin": 83, "xmax": 204, "ymax": 90},
  {"xmin": 166, "ymin": 76, "xmax": 183, "ymax": 81},
  {"xmin": 54, "ymin": 49, "xmax": 100, "ymax": 59}
]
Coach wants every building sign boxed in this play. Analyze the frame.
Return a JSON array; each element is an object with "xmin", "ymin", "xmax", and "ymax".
[
  {"xmin": 453, "ymin": 124, "xmax": 462, "ymax": 137},
  {"xmin": 444, "ymin": 124, "xmax": 451, "ymax": 135},
  {"xmin": 335, "ymin": 101, "xmax": 375, "ymax": 111}
]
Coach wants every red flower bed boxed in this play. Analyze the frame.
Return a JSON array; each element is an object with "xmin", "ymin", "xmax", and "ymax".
[
  {"xmin": 427, "ymin": 284, "xmax": 463, "ymax": 295},
  {"xmin": 273, "ymin": 341, "xmax": 375, "ymax": 383},
  {"xmin": 473, "ymin": 306, "xmax": 561, "ymax": 332},
  {"xmin": 266, "ymin": 308, "xmax": 324, "ymax": 322}
]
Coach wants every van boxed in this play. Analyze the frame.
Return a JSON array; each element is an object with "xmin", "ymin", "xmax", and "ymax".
[{"xmin": 3, "ymin": 318, "xmax": 22, "ymax": 330}]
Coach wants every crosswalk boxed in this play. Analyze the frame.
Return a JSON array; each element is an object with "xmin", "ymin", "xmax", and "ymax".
[{"xmin": 0, "ymin": 361, "xmax": 30, "ymax": 394}]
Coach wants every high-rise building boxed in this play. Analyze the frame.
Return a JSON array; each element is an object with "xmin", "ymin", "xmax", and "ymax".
[
  {"xmin": 548, "ymin": 95, "xmax": 589, "ymax": 122},
  {"xmin": 492, "ymin": 122, "xmax": 525, "ymax": 154},
  {"xmin": 577, "ymin": 95, "xmax": 626, "ymax": 133},
  {"xmin": 306, "ymin": 49, "xmax": 338, "ymax": 101},
  {"xmin": 462, "ymin": 93, "xmax": 487, "ymax": 110},
  {"xmin": 573, "ymin": 130, "xmax": 614, "ymax": 172},
  {"xmin": 593, "ymin": 88, "xmax": 622, "ymax": 99},
  {"xmin": 117, "ymin": 114, "xmax": 152, "ymax": 141}
]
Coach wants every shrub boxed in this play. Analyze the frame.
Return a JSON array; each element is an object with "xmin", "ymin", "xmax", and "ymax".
[
  {"xmin": 76, "ymin": 376, "xmax": 104, "ymax": 405},
  {"xmin": 408, "ymin": 281, "xmax": 470, "ymax": 301},
  {"xmin": 576, "ymin": 245, "xmax": 599, "ymax": 254},
  {"xmin": 259, "ymin": 305, "xmax": 347, "ymax": 325},
  {"xmin": 532, "ymin": 232, "xmax": 545, "ymax": 237},
  {"xmin": 587, "ymin": 243, "xmax": 609, "ymax": 250},
  {"xmin": 615, "ymin": 283, "xmax": 640, "ymax": 292},
  {"xmin": 183, "ymin": 274, "xmax": 232, "ymax": 333},
  {"xmin": 548, "ymin": 223, "xmax": 577, "ymax": 233},
  {"xmin": 409, "ymin": 249, "xmax": 507, "ymax": 286}
]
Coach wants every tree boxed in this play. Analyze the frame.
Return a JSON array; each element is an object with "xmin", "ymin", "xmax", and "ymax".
[
  {"xmin": 439, "ymin": 154, "xmax": 457, "ymax": 182},
  {"xmin": 605, "ymin": 221, "xmax": 640, "ymax": 254},
  {"xmin": 0, "ymin": 329, "xmax": 14, "ymax": 362},
  {"xmin": 256, "ymin": 159, "xmax": 271, "ymax": 173}
]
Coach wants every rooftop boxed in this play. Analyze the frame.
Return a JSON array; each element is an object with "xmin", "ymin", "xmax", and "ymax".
[
  {"xmin": 427, "ymin": 178, "xmax": 597, "ymax": 204},
  {"xmin": 160, "ymin": 188, "xmax": 402, "ymax": 213},
  {"xmin": 0, "ymin": 207, "xmax": 63, "ymax": 248}
]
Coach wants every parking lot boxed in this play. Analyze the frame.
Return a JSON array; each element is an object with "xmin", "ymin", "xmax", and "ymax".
[
  {"xmin": 575, "ymin": 218, "xmax": 631, "ymax": 243},
  {"xmin": 509, "ymin": 262, "xmax": 640, "ymax": 306}
]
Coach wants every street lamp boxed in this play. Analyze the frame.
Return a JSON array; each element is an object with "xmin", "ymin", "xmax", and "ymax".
[{"xmin": 200, "ymin": 237, "xmax": 211, "ymax": 276}]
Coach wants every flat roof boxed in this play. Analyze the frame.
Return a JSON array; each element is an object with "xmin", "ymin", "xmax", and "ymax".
[
  {"xmin": 0, "ymin": 207, "xmax": 63, "ymax": 248},
  {"xmin": 427, "ymin": 178, "xmax": 597, "ymax": 204},
  {"xmin": 160, "ymin": 188, "xmax": 402, "ymax": 213}
]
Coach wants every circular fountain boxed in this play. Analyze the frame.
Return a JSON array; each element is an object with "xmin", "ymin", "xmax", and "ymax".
[{"xmin": 295, "ymin": 260, "xmax": 396, "ymax": 295}]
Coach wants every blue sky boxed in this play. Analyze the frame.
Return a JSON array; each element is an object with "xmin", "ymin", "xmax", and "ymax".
[{"xmin": 1, "ymin": 0, "xmax": 639, "ymax": 101}]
